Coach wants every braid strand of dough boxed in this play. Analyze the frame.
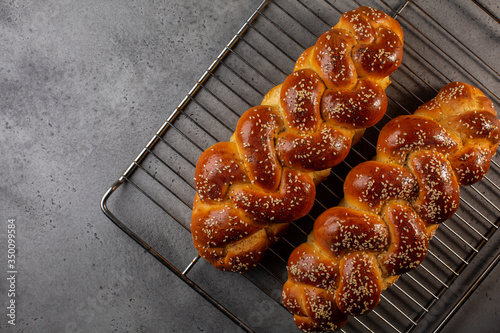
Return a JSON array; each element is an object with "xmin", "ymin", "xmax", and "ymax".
[
  {"xmin": 282, "ymin": 81, "xmax": 500, "ymax": 332},
  {"xmin": 191, "ymin": 7, "xmax": 404, "ymax": 272}
]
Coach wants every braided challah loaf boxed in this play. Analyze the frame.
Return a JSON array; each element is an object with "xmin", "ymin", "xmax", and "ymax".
[
  {"xmin": 191, "ymin": 6, "xmax": 404, "ymax": 272},
  {"xmin": 282, "ymin": 81, "xmax": 500, "ymax": 332}
]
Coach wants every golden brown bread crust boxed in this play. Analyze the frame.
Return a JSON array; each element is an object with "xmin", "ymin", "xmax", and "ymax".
[
  {"xmin": 282, "ymin": 81, "xmax": 500, "ymax": 332},
  {"xmin": 191, "ymin": 6, "xmax": 404, "ymax": 272}
]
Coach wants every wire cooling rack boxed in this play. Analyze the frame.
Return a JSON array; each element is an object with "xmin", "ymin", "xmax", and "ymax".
[{"xmin": 101, "ymin": 0, "xmax": 500, "ymax": 332}]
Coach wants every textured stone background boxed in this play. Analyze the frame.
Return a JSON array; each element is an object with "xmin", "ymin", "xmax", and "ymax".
[{"xmin": 1, "ymin": 0, "xmax": 498, "ymax": 332}]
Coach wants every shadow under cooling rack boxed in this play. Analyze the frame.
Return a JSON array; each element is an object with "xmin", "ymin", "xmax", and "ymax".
[{"xmin": 101, "ymin": 0, "xmax": 500, "ymax": 332}]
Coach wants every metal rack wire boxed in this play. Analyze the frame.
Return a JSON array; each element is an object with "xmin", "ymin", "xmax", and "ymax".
[{"xmin": 101, "ymin": 0, "xmax": 500, "ymax": 332}]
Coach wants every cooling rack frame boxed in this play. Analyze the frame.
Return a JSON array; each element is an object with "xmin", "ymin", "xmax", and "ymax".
[{"xmin": 101, "ymin": 0, "xmax": 500, "ymax": 332}]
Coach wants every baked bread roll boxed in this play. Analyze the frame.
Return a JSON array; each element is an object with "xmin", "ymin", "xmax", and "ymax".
[
  {"xmin": 191, "ymin": 6, "xmax": 404, "ymax": 272},
  {"xmin": 282, "ymin": 81, "xmax": 500, "ymax": 332}
]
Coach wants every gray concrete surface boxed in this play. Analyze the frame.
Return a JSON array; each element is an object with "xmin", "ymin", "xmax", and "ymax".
[{"xmin": 0, "ymin": 0, "xmax": 498, "ymax": 332}]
